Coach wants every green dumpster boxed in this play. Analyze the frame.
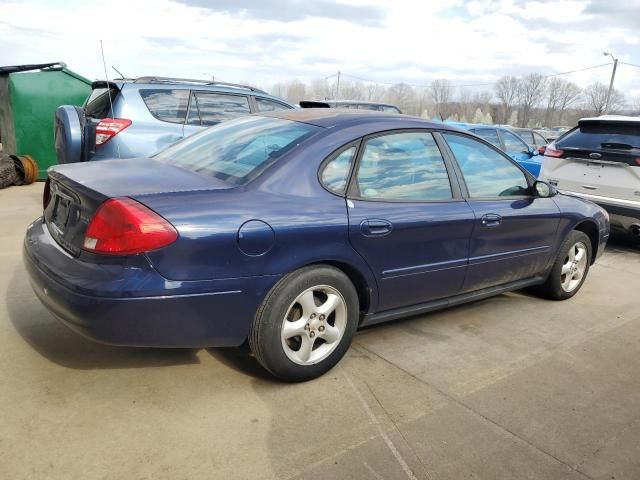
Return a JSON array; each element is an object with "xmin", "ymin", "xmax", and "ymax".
[{"xmin": 0, "ymin": 62, "xmax": 91, "ymax": 179}]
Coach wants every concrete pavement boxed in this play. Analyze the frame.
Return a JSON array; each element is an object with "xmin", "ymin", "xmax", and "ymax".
[{"xmin": 1, "ymin": 182, "xmax": 639, "ymax": 479}]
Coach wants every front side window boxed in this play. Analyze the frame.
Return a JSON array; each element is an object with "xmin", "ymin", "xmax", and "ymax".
[
  {"xmin": 444, "ymin": 133, "xmax": 529, "ymax": 198},
  {"xmin": 472, "ymin": 128, "xmax": 501, "ymax": 148},
  {"xmin": 501, "ymin": 130, "xmax": 529, "ymax": 153},
  {"xmin": 139, "ymin": 89, "xmax": 189, "ymax": 124},
  {"xmin": 154, "ymin": 116, "xmax": 320, "ymax": 184},
  {"xmin": 354, "ymin": 132, "xmax": 452, "ymax": 201},
  {"xmin": 255, "ymin": 97, "xmax": 291, "ymax": 112},
  {"xmin": 321, "ymin": 147, "xmax": 356, "ymax": 194},
  {"xmin": 187, "ymin": 92, "xmax": 250, "ymax": 126}
]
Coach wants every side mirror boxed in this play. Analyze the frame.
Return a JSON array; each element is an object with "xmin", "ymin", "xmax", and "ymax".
[
  {"xmin": 534, "ymin": 180, "xmax": 555, "ymax": 198},
  {"xmin": 529, "ymin": 146, "xmax": 539, "ymax": 156}
]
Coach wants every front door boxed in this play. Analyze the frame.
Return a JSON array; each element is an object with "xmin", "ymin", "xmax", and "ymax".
[
  {"xmin": 345, "ymin": 131, "xmax": 476, "ymax": 311},
  {"xmin": 442, "ymin": 132, "xmax": 560, "ymax": 292}
]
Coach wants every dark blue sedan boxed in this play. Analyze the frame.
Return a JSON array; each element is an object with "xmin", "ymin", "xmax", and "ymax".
[{"xmin": 24, "ymin": 110, "xmax": 609, "ymax": 381}]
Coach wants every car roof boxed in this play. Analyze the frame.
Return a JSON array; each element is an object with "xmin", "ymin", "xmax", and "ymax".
[
  {"xmin": 331, "ymin": 100, "xmax": 397, "ymax": 107},
  {"xmin": 94, "ymin": 78, "xmax": 293, "ymax": 105},
  {"xmin": 578, "ymin": 115, "xmax": 640, "ymax": 126},
  {"xmin": 259, "ymin": 108, "xmax": 450, "ymax": 130}
]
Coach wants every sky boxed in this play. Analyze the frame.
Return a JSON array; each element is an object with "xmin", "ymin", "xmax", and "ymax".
[{"xmin": 1, "ymin": 0, "xmax": 639, "ymax": 99}]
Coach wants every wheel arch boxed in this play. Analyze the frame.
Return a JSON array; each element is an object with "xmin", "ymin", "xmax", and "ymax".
[
  {"xmin": 305, "ymin": 259, "xmax": 375, "ymax": 320},
  {"xmin": 573, "ymin": 219, "xmax": 599, "ymax": 264}
]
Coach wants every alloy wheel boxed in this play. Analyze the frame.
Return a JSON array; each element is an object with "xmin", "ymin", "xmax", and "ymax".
[
  {"xmin": 280, "ymin": 285, "xmax": 347, "ymax": 365},
  {"xmin": 560, "ymin": 241, "xmax": 588, "ymax": 293}
]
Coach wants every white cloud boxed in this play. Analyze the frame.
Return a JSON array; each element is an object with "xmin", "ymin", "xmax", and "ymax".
[{"xmin": 0, "ymin": 0, "xmax": 638, "ymax": 98}]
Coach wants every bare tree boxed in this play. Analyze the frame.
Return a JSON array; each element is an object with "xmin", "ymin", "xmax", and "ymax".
[
  {"xmin": 556, "ymin": 80, "xmax": 582, "ymax": 124},
  {"xmin": 544, "ymin": 78, "xmax": 582, "ymax": 126},
  {"xmin": 365, "ymin": 83, "xmax": 385, "ymax": 102},
  {"xmin": 584, "ymin": 82, "xmax": 625, "ymax": 115},
  {"xmin": 283, "ymin": 80, "xmax": 307, "ymax": 104},
  {"xmin": 386, "ymin": 83, "xmax": 417, "ymax": 114},
  {"xmin": 518, "ymin": 73, "xmax": 547, "ymax": 127},
  {"xmin": 430, "ymin": 79, "xmax": 454, "ymax": 118},
  {"xmin": 494, "ymin": 76, "xmax": 520, "ymax": 123}
]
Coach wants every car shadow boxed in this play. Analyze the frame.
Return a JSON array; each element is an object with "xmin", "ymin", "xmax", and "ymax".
[
  {"xmin": 6, "ymin": 266, "xmax": 201, "ymax": 370},
  {"xmin": 206, "ymin": 344, "xmax": 274, "ymax": 381},
  {"xmin": 607, "ymin": 230, "xmax": 640, "ymax": 253}
]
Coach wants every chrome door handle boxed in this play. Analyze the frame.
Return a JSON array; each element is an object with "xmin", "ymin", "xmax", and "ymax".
[
  {"xmin": 360, "ymin": 219, "xmax": 393, "ymax": 236},
  {"xmin": 481, "ymin": 214, "xmax": 502, "ymax": 227}
]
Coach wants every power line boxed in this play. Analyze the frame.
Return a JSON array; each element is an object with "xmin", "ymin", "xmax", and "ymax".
[
  {"xmin": 328, "ymin": 62, "xmax": 613, "ymax": 89},
  {"xmin": 620, "ymin": 61, "xmax": 640, "ymax": 69}
]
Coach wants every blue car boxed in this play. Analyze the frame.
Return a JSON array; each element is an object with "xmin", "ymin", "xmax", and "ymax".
[
  {"xmin": 448, "ymin": 122, "xmax": 543, "ymax": 176},
  {"xmin": 25, "ymin": 110, "xmax": 609, "ymax": 381}
]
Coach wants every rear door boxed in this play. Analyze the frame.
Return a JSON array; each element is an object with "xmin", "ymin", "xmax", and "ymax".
[
  {"xmin": 442, "ymin": 132, "xmax": 560, "ymax": 292},
  {"xmin": 183, "ymin": 91, "xmax": 251, "ymax": 137},
  {"xmin": 542, "ymin": 121, "xmax": 640, "ymax": 203},
  {"xmin": 343, "ymin": 130, "xmax": 475, "ymax": 311}
]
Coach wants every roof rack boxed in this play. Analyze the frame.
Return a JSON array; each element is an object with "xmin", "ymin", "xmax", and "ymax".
[{"xmin": 133, "ymin": 76, "xmax": 266, "ymax": 93}]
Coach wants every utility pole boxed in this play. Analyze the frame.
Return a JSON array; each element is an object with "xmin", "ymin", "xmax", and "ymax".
[
  {"xmin": 603, "ymin": 52, "xmax": 618, "ymax": 114},
  {"xmin": 335, "ymin": 71, "xmax": 341, "ymax": 100}
]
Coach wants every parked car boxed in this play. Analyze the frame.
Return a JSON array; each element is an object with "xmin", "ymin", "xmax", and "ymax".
[
  {"xmin": 54, "ymin": 76, "xmax": 295, "ymax": 164},
  {"xmin": 540, "ymin": 115, "xmax": 640, "ymax": 238},
  {"xmin": 448, "ymin": 122, "xmax": 542, "ymax": 176},
  {"xmin": 25, "ymin": 110, "xmax": 609, "ymax": 381},
  {"xmin": 300, "ymin": 99, "xmax": 402, "ymax": 113}
]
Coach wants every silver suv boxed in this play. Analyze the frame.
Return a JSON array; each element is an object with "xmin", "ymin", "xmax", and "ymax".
[
  {"xmin": 54, "ymin": 76, "xmax": 295, "ymax": 164},
  {"xmin": 540, "ymin": 116, "xmax": 640, "ymax": 237}
]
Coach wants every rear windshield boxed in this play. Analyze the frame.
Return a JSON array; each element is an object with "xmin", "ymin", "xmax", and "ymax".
[
  {"xmin": 85, "ymin": 87, "xmax": 119, "ymax": 118},
  {"xmin": 557, "ymin": 123, "xmax": 640, "ymax": 150},
  {"xmin": 154, "ymin": 116, "xmax": 321, "ymax": 184}
]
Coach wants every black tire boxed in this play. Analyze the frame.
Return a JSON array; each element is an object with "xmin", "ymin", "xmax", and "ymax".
[
  {"xmin": 537, "ymin": 230, "xmax": 592, "ymax": 300},
  {"xmin": 249, "ymin": 265, "xmax": 359, "ymax": 382}
]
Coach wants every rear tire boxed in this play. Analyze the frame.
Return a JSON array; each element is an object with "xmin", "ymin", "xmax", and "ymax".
[
  {"xmin": 537, "ymin": 230, "xmax": 592, "ymax": 300},
  {"xmin": 249, "ymin": 265, "xmax": 359, "ymax": 382}
]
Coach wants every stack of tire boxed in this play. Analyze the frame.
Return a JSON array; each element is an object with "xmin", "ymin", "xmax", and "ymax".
[{"xmin": 0, "ymin": 152, "xmax": 38, "ymax": 189}]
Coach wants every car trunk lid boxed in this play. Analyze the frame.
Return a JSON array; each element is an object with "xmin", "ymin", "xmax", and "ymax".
[{"xmin": 45, "ymin": 159, "xmax": 232, "ymax": 256}]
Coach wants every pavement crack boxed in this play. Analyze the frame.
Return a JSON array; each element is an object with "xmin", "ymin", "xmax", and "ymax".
[{"xmin": 354, "ymin": 341, "xmax": 597, "ymax": 480}]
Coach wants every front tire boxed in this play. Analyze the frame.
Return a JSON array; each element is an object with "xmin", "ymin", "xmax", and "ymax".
[
  {"xmin": 249, "ymin": 265, "xmax": 359, "ymax": 381},
  {"xmin": 538, "ymin": 230, "xmax": 592, "ymax": 300}
]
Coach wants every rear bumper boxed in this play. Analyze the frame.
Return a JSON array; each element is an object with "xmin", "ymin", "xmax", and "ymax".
[
  {"xmin": 559, "ymin": 190, "xmax": 640, "ymax": 229},
  {"xmin": 23, "ymin": 218, "xmax": 280, "ymax": 347}
]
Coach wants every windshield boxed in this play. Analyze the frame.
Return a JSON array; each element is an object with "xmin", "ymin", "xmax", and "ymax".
[{"xmin": 154, "ymin": 116, "xmax": 321, "ymax": 184}]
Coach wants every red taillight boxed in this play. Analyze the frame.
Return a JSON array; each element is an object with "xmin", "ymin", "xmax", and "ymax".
[
  {"xmin": 538, "ymin": 145, "xmax": 546, "ymax": 155},
  {"xmin": 43, "ymin": 178, "xmax": 51, "ymax": 210},
  {"xmin": 95, "ymin": 118, "xmax": 132, "ymax": 146},
  {"xmin": 83, "ymin": 198, "xmax": 178, "ymax": 255},
  {"xmin": 635, "ymin": 158, "xmax": 640, "ymax": 167},
  {"xmin": 544, "ymin": 144, "xmax": 564, "ymax": 157}
]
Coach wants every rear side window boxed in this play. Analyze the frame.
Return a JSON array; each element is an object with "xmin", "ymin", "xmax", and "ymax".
[
  {"xmin": 255, "ymin": 97, "xmax": 291, "ymax": 112},
  {"xmin": 139, "ymin": 89, "xmax": 189, "ymax": 124},
  {"xmin": 444, "ymin": 133, "xmax": 529, "ymax": 198},
  {"xmin": 471, "ymin": 128, "xmax": 501, "ymax": 148},
  {"xmin": 533, "ymin": 132, "xmax": 547, "ymax": 145},
  {"xmin": 354, "ymin": 132, "xmax": 452, "ymax": 201},
  {"xmin": 557, "ymin": 124, "xmax": 640, "ymax": 150},
  {"xmin": 85, "ymin": 87, "xmax": 119, "ymax": 119},
  {"xmin": 187, "ymin": 92, "xmax": 250, "ymax": 126},
  {"xmin": 321, "ymin": 146, "xmax": 356, "ymax": 194},
  {"xmin": 154, "ymin": 116, "xmax": 320, "ymax": 185}
]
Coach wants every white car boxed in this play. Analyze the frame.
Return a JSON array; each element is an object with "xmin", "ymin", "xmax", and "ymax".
[{"xmin": 540, "ymin": 116, "xmax": 640, "ymax": 238}]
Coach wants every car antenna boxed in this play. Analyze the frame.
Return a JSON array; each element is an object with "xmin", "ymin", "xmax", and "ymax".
[
  {"xmin": 100, "ymin": 40, "xmax": 121, "ymax": 159},
  {"xmin": 112, "ymin": 65, "xmax": 126, "ymax": 79}
]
